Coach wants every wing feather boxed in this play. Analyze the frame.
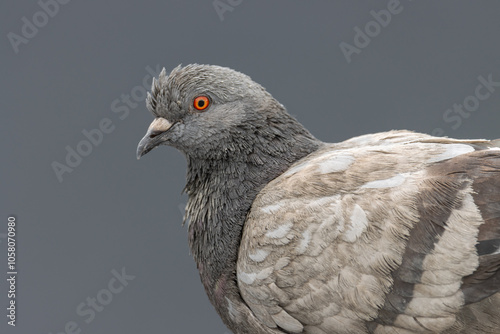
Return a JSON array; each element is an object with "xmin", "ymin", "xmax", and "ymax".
[{"xmin": 237, "ymin": 132, "xmax": 500, "ymax": 333}]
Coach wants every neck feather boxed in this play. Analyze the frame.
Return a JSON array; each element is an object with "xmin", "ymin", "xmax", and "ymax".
[{"xmin": 183, "ymin": 110, "xmax": 321, "ymax": 324}]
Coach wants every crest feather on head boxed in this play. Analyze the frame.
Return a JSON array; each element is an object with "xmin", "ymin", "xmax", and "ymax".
[{"xmin": 146, "ymin": 66, "xmax": 176, "ymax": 117}]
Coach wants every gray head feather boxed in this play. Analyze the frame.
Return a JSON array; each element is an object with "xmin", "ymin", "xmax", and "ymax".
[{"xmin": 142, "ymin": 64, "xmax": 303, "ymax": 160}]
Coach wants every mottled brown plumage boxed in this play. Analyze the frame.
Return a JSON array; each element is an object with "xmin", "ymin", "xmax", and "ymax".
[
  {"xmin": 137, "ymin": 65, "xmax": 500, "ymax": 333},
  {"xmin": 238, "ymin": 133, "xmax": 500, "ymax": 333}
]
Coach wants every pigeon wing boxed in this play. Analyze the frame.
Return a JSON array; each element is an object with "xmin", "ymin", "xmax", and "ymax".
[{"xmin": 237, "ymin": 131, "xmax": 500, "ymax": 334}]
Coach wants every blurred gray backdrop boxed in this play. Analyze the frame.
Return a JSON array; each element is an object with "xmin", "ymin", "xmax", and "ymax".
[{"xmin": 2, "ymin": 1, "xmax": 500, "ymax": 333}]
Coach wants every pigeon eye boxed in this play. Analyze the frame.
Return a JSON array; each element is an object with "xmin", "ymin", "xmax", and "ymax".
[{"xmin": 193, "ymin": 96, "xmax": 210, "ymax": 111}]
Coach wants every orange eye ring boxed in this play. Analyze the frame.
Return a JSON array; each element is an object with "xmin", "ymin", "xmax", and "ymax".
[{"xmin": 193, "ymin": 96, "xmax": 210, "ymax": 111}]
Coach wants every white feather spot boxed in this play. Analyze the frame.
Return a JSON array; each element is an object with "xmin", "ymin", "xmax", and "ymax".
[
  {"xmin": 493, "ymin": 247, "xmax": 500, "ymax": 256},
  {"xmin": 266, "ymin": 222, "xmax": 293, "ymax": 239},
  {"xmin": 489, "ymin": 147, "xmax": 500, "ymax": 151},
  {"xmin": 345, "ymin": 134, "xmax": 377, "ymax": 146},
  {"xmin": 249, "ymin": 249, "xmax": 270, "ymax": 263},
  {"xmin": 261, "ymin": 203, "xmax": 282, "ymax": 214},
  {"xmin": 296, "ymin": 229, "xmax": 312, "ymax": 255},
  {"xmin": 307, "ymin": 196, "xmax": 339, "ymax": 208},
  {"xmin": 239, "ymin": 271, "xmax": 257, "ymax": 285},
  {"xmin": 318, "ymin": 154, "xmax": 355, "ymax": 174},
  {"xmin": 256, "ymin": 267, "xmax": 274, "ymax": 280},
  {"xmin": 343, "ymin": 204, "xmax": 368, "ymax": 242},
  {"xmin": 427, "ymin": 144, "xmax": 475, "ymax": 163},
  {"xmin": 361, "ymin": 174, "xmax": 407, "ymax": 189},
  {"xmin": 283, "ymin": 161, "xmax": 309, "ymax": 177}
]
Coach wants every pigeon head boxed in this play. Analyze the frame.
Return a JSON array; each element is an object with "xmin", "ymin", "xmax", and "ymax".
[{"xmin": 136, "ymin": 64, "xmax": 292, "ymax": 160}]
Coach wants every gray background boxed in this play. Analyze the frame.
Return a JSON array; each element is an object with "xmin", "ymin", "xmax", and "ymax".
[{"xmin": 2, "ymin": 1, "xmax": 500, "ymax": 333}]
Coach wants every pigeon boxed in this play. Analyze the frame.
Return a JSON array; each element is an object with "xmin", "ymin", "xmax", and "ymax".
[{"xmin": 136, "ymin": 64, "xmax": 500, "ymax": 334}]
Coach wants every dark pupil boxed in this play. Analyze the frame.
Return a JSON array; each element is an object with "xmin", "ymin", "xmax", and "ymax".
[{"xmin": 198, "ymin": 100, "xmax": 205, "ymax": 108}]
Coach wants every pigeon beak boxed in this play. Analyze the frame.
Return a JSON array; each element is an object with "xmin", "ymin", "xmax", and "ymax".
[{"xmin": 136, "ymin": 117, "xmax": 173, "ymax": 159}]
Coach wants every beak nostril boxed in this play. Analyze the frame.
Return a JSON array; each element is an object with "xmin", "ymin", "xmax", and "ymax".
[{"xmin": 149, "ymin": 130, "xmax": 163, "ymax": 139}]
